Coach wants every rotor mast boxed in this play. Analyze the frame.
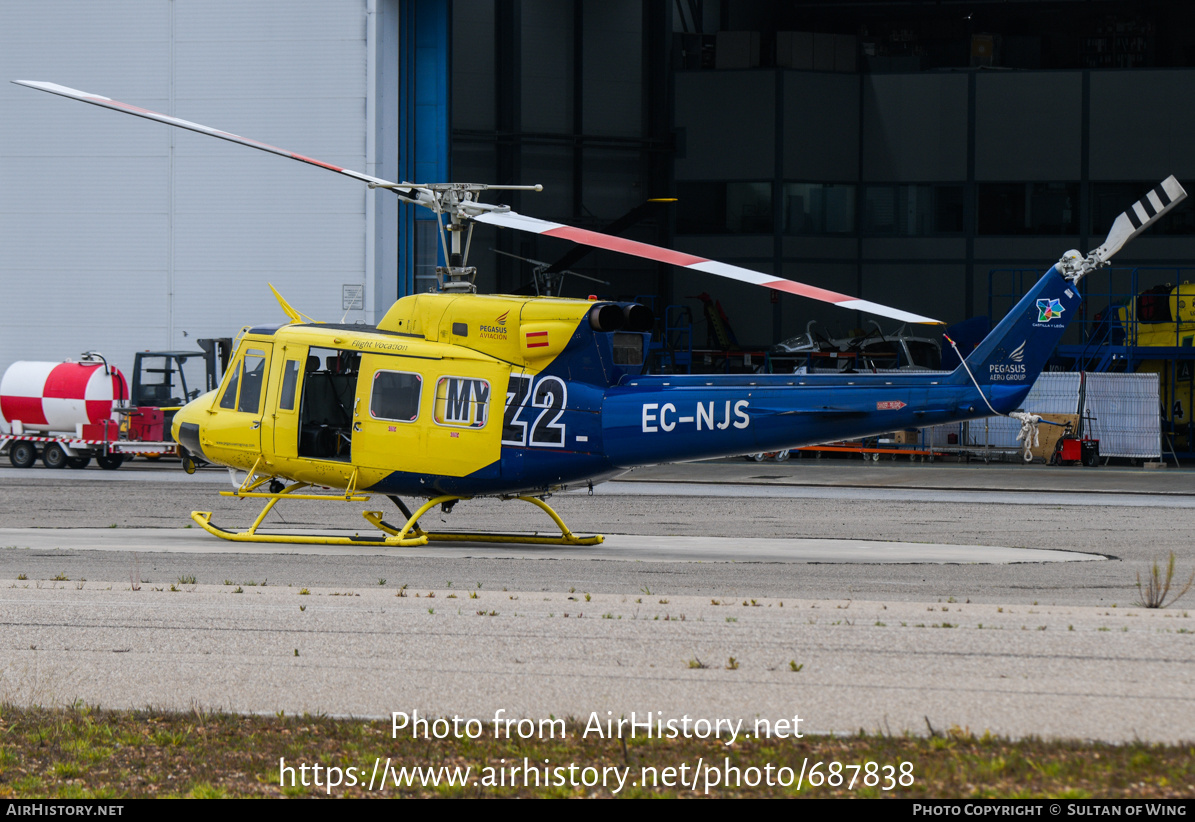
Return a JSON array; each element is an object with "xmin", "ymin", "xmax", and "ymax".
[{"xmin": 370, "ymin": 181, "xmax": 544, "ymax": 293}]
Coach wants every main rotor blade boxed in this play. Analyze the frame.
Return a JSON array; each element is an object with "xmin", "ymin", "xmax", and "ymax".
[
  {"xmin": 12, "ymin": 80, "xmax": 430, "ymax": 201},
  {"xmin": 474, "ymin": 211, "xmax": 942, "ymax": 325},
  {"xmin": 1091, "ymin": 176, "xmax": 1187, "ymax": 263}
]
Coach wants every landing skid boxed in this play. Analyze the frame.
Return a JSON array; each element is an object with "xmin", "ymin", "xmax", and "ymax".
[{"xmin": 190, "ymin": 476, "xmax": 603, "ymax": 547}]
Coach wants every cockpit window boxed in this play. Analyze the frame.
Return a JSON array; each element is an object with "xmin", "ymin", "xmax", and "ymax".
[{"xmin": 237, "ymin": 351, "xmax": 267, "ymax": 414}]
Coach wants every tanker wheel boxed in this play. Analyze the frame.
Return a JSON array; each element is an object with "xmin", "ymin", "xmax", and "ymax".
[
  {"xmin": 96, "ymin": 454, "xmax": 125, "ymax": 471},
  {"xmin": 66, "ymin": 456, "xmax": 91, "ymax": 469},
  {"xmin": 9, "ymin": 441, "xmax": 37, "ymax": 469},
  {"xmin": 42, "ymin": 443, "xmax": 68, "ymax": 469}
]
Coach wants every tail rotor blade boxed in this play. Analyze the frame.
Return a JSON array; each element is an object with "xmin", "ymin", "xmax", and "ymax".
[{"xmin": 1092, "ymin": 176, "xmax": 1187, "ymax": 263}]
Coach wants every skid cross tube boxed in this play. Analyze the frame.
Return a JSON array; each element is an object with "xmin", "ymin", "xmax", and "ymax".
[
  {"xmin": 191, "ymin": 480, "xmax": 602, "ymax": 546},
  {"xmin": 362, "ymin": 495, "xmax": 604, "ymax": 546}
]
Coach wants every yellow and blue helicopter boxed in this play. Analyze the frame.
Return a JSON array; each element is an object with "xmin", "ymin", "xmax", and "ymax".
[{"xmin": 14, "ymin": 81, "xmax": 1187, "ymax": 548}]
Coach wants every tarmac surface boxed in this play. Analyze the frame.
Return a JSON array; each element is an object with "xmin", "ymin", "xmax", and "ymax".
[{"xmin": 0, "ymin": 458, "xmax": 1193, "ymax": 743}]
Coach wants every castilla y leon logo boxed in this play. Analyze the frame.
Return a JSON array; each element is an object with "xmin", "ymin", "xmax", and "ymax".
[{"xmin": 1036, "ymin": 298, "xmax": 1064, "ymax": 323}]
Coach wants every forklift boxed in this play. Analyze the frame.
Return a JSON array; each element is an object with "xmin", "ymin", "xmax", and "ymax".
[{"xmin": 129, "ymin": 338, "xmax": 232, "ymax": 444}]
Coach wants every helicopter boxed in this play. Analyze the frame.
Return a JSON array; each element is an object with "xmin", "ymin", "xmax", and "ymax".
[{"xmin": 14, "ymin": 80, "xmax": 1188, "ymax": 548}]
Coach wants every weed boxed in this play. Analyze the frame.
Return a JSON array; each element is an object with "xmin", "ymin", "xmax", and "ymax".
[
  {"xmin": 378, "ymin": 578, "xmax": 386, "ymax": 586},
  {"xmin": 178, "ymin": 575, "xmax": 197, "ymax": 585},
  {"xmin": 602, "ymin": 613, "xmax": 614, "ymax": 619},
  {"xmin": 53, "ymin": 573, "xmax": 68, "ymax": 582},
  {"xmin": 584, "ymin": 593, "xmax": 591, "ymax": 602},
  {"xmin": 299, "ymin": 588, "xmax": 310, "ymax": 595},
  {"xmin": 710, "ymin": 598, "xmax": 720, "ymax": 605},
  {"xmin": 169, "ymin": 584, "xmax": 179, "ymax": 592},
  {"xmin": 569, "ymin": 586, "xmax": 576, "ymax": 593},
  {"xmin": 447, "ymin": 594, "xmax": 457, "ymax": 599},
  {"xmin": 725, "ymin": 617, "xmax": 737, "ymax": 623},
  {"xmin": 1136, "ymin": 552, "xmax": 1195, "ymax": 609},
  {"xmin": 476, "ymin": 582, "xmax": 482, "ymax": 589},
  {"xmin": 299, "ymin": 605, "xmax": 306, "ymax": 612},
  {"xmin": 224, "ymin": 580, "xmax": 233, "ymax": 586},
  {"xmin": 16, "ymin": 574, "xmax": 26, "ymax": 581},
  {"xmin": 726, "ymin": 657, "xmax": 740, "ymax": 670},
  {"xmin": 658, "ymin": 598, "xmax": 670, "ymax": 605},
  {"xmin": 233, "ymin": 587, "xmax": 243, "ymax": 594},
  {"xmin": 687, "ymin": 657, "xmax": 708, "ymax": 669},
  {"xmin": 294, "ymin": 649, "xmax": 299, "ymax": 657},
  {"xmin": 469, "ymin": 591, "xmax": 479, "ymax": 599},
  {"xmin": 789, "ymin": 661, "xmax": 804, "ymax": 672},
  {"xmin": 428, "ymin": 608, "xmax": 434, "ymax": 614},
  {"xmin": 426, "ymin": 591, "xmax": 435, "ymax": 598}
]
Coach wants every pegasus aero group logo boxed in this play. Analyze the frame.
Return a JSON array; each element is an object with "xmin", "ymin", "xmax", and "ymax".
[
  {"xmin": 1036, "ymin": 298, "xmax": 1065, "ymax": 323},
  {"xmin": 989, "ymin": 338, "xmax": 1029, "ymax": 382}
]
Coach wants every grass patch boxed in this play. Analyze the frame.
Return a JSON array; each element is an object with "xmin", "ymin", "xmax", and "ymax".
[{"xmin": 0, "ymin": 706, "xmax": 1192, "ymax": 798}]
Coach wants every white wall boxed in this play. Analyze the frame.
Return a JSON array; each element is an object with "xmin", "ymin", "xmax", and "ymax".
[{"xmin": 0, "ymin": 0, "xmax": 376, "ymax": 384}]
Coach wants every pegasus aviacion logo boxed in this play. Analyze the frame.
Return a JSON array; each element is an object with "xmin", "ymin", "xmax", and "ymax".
[
  {"xmin": 1036, "ymin": 299, "xmax": 1064, "ymax": 323},
  {"xmin": 1008, "ymin": 341, "xmax": 1025, "ymax": 362},
  {"xmin": 481, "ymin": 310, "xmax": 509, "ymax": 339}
]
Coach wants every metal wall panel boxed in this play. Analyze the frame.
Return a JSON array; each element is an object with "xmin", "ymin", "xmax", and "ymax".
[
  {"xmin": 675, "ymin": 71, "xmax": 775, "ymax": 180},
  {"xmin": 861, "ymin": 74, "xmax": 968, "ymax": 182},
  {"xmin": 975, "ymin": 73, "xmax": 1082, "ymax": 181},
  {"xmin": 1090, "ymin": 71, "xmax": 1195, "ymax": 181},
  {"xmin": 1083, "ymin": 372, "xmax": 1162, "ymax": 459},
  {"xmin": 782, "ymin": 72, "xmax": 859, "ymax": 181}
]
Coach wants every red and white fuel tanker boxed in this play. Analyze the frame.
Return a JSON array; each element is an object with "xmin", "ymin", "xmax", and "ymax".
[{"xmin": 0, "ymin": 353, "xmax": 177, "ymax": 469}]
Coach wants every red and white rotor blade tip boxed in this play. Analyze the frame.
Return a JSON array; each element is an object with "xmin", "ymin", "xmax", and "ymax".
[
  {"xmin": 12, "ymin": 80, "xmax": 411, "ymax": 193},
  {"xmin": 474, "ymin": 211, "xmax": 942, "ymax": 325}
]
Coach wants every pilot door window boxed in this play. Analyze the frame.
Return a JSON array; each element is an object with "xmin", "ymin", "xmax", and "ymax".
[
  {"xmin": 217, "ymin": 349, "xmax": 267, "ymax": 414},
  {"xmin": 297, "ymin": 347, "xmax": 361, "ymax": 461}
]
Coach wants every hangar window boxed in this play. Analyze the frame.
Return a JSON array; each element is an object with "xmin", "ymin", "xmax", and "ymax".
[
  {"xmin": 677, "ymin": 182, "xmax": 773, "ymax": 234},
  {"xmin": 863, "ymin": 185, "xmax": 963, "ymax": 235},
  {"xmin": 979, "ymin": 182, "xmax": 1079, "ymax": 235},
  {"xmin": 785, "ymin": 183, "xmax": 856, "ymax": 234}
]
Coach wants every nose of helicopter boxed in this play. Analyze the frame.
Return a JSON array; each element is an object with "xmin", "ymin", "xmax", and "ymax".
[{"xmin": 171, "ymin": 392, "xmax": 211, "ymax": 468}]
